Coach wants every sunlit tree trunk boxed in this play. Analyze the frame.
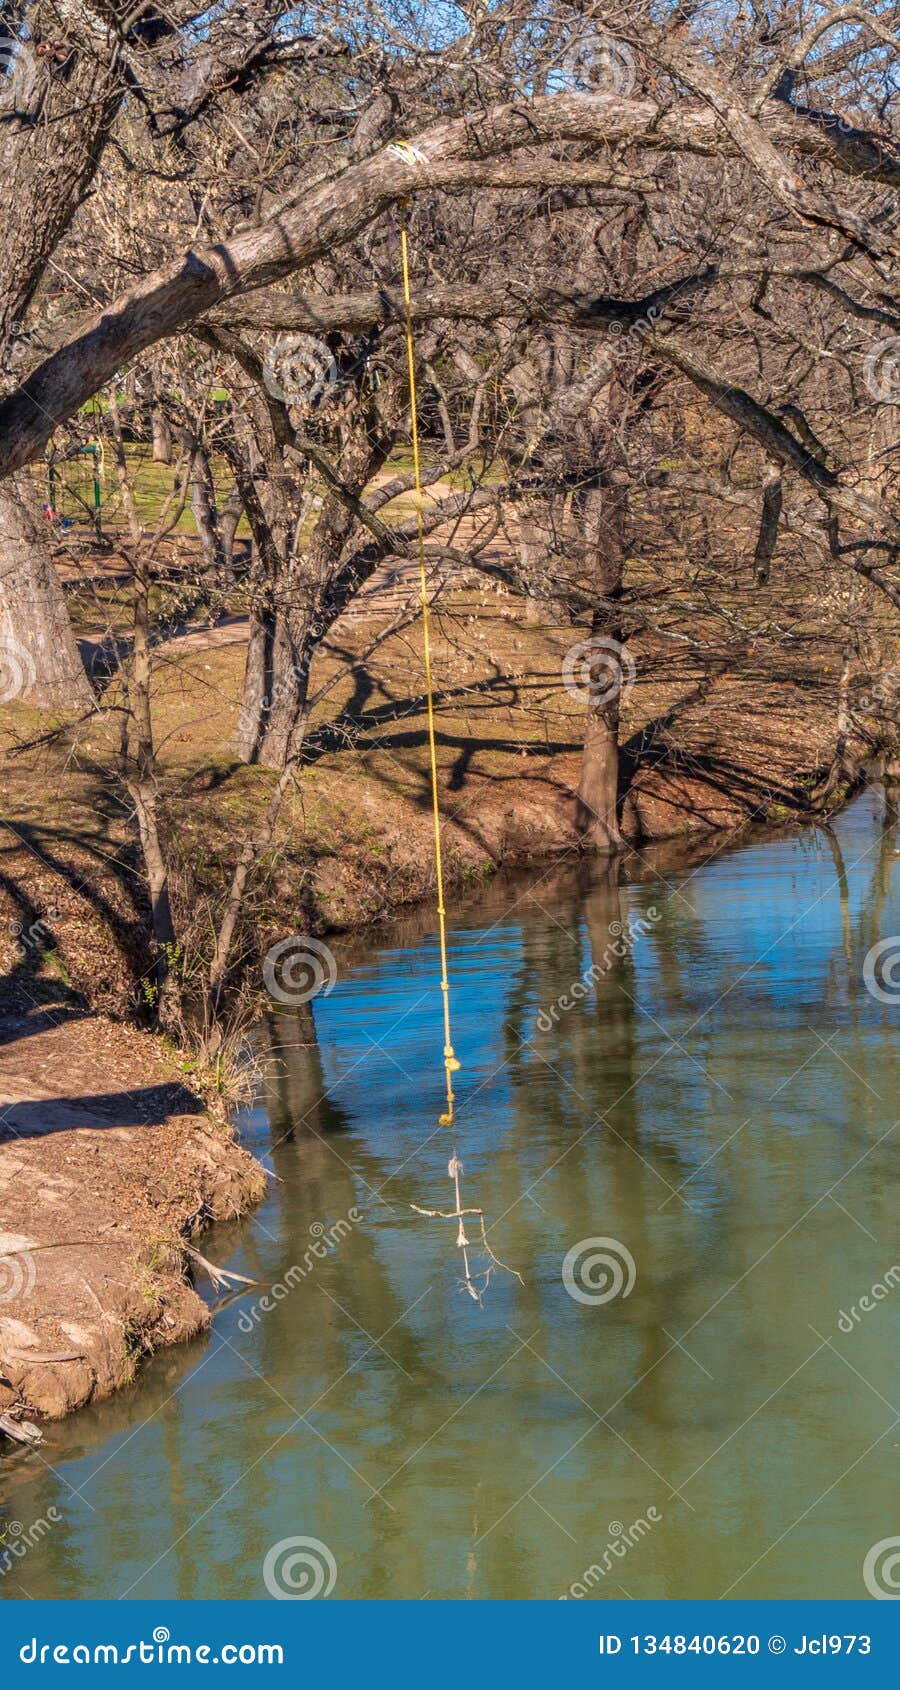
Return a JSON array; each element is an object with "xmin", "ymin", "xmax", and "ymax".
[
  {"xmin": 518, "ymin": 493, "xmax": 566, "ymax": 622},
  {"xmin": 151, "ymin": 407, "xmax": 172, "ymax": 464},
  {"xmin": 0, "ymin": 476, "xmax": 92, "ymax": 707},
  {"xmin": 177, "ymin": 428, "xmax": 225, "ymax": 588},
  {"xmin": 574, "ymin": 481, "xmax": 627, "ymax": 852}
]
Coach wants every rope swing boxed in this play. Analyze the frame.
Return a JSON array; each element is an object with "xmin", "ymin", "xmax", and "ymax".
[
  {"xmin": 398, "ymin": 199, "xmax": 522, "ymax": 1304},
  {"xmin": 398, "ymin": 205, "xmax": 460, "ymax": 1130}
]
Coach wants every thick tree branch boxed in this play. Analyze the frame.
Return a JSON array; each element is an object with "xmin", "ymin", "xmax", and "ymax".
[
  {"xmin": 643, "ymin": 328, "xmax": 900, "ymax": 547},
  {"xmin": 1, "ymin": 82, "xmax": 899, "ymax": 477}
]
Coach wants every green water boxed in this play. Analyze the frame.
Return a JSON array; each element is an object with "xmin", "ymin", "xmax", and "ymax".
[{"xmin": 1, "ymin": 789, "xmax": 898, "ymax": 1601}]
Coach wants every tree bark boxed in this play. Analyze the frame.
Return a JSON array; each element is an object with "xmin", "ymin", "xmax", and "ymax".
[
  {"xmin": 3, "ymin": 82, "xmax": 896, "ymax": 476},
  {"xmin": 753, "ymin": 464, "xmax": 783, "ymax": 584},
  {"xmin": 208, "ymin": 743, "xmax": 305, "ymax": 1022},
  {"xmin": 227, "ymin": 388, "xmax": 395, "ymax": 768},
  {"xmin": 177, "ymin": 429, "xmax": 225, "ymax": 587},
  {"xmin": 220, "ymin": 488, "xmax": 244, "ymax": 577},
  {"xmin": 151, "ymin": 407, "xmax": 172, "ymax": 464},
  {"xmin": 518, "ymin": 494, "xmax": 567, "ymax": 622},
  {"xmin": 0, "ymin": 476, "xmax": 92, "ymax": 707},
  {"xmin": 109, "ymin": 392, "xmax": 177, "ymax": 991},
  {"xmin": 128, "ymin": 574, "xmax": 177, "ymax": 962},
  {"xmin": 247, "ymin": 617, "xmax": 309, "ymax": 769},
  {"xmin": 235, "ymin": 583, "xmax": 274, "ymax": 763},
  {"xmin": 577, "ymin": 690, "xmax": 624, "ymax": 851},
  {"xmin": 223, "ymin": 426, "xmax": 294, "ymax": 764},
  {"xmin": 573, "ymin": 483, "xmax": 627, "ymax": 853}
]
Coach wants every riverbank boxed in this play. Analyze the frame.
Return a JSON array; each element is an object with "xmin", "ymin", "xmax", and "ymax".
[
  {"xmin": 3, "ymin": 786, "xmax": 895, "ymax": 1598},
  {"xmin": 0, "ymin": 591, "xmax": 881, "ymax": 1438},
  {"xmin": 0, "ymin": 1002, "xmax": 266, "ymax": 1434},
  {"xmin": 0, "ymin": 588, "xmax": 873, "ymax": 1010}
]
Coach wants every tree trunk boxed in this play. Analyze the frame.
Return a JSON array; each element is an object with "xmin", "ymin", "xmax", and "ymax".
[
  {"xmin": 151, "ymin": 408, "xmax": 172, "ymax": 464},
  {"xmin": 518, "ymin": 493, "xmax": 566, "ymax": 622},
  {"xmin": 220, "ymin": 489, "xmax": 244, "ymax": 578},
  {"xmin": 128, "ymin": 576, "xmax": 176, "ymax": 964},
  {"xmin": 573, "ymin": 483, "xmax": 627, "ymax": 852},
  {"xmin": 235, "ymin": 592, "xmax": 276, "ymax": 763},
  {"xmin": 576, "ymin": 686, "xmax": 624, "ymax": 851},
  {"xmin": 108, "ymin": 392, "xmax": 177, "ymax": 998},
  {"xmin": 753, "ymin": 463, "xmax": 782, "ymax": 584},
  {"xmin": 224, "ymin": 366, "xmax": 395, "ymax": 769},
  {"xmin": 0, "ymin": 476, "xmax": 92, "ymax": 707},
  {"xmin": 254, "ymin": 629, "xmax": 311, "ymax": 768},
  {"xmin": 177, "ymin": 428, "xmax": 225, "ymax": 587},
  {"xmin": 208, "ymin": 733, "xmax": 306, "ymax": 1024},
  {"xmin": 223, "ymin": 420, "xmax": 296, "ymax": 765}
]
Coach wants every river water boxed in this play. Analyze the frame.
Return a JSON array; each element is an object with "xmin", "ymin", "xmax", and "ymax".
[{"xmin": 1, "ymin": 789, "xmax": 898, "ymax": 1601}]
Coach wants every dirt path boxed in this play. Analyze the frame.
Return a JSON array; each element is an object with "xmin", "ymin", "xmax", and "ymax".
[
  {"xmin": 0, "ymin": 1008, "xmax": 266, "ymax": 1434},
  {"xmin": 83, "ymin": 531, "xmax": 503, "ymax": 658}
]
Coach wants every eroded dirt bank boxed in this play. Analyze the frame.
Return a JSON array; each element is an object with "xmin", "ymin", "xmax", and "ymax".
[{"xmin": 0, "ymin": 1006, "xmax": 266, "ymax": 1435}]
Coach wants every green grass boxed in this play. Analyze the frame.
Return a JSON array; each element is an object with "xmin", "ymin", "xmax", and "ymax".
[{"xmin": 34, "ymin": 441, "xmax": 503, "ymax": 543}]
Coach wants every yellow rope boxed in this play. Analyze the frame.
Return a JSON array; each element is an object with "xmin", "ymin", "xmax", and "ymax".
[
  {"xmin": 399, "ymin": 203, "xmax": 460, "ymax": 1129},
  {"xmin": 397, "ymin": 206, "xmax": 523, "ymax": 1300}
]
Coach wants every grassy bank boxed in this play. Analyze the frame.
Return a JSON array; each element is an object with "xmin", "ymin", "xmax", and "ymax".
[{"xmin": 0, "ymin": 577, "xmax": 862, "ymax": 1022}]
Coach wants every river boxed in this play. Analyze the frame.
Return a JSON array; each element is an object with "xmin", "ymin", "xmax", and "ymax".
[{"xmin": 1, "ymin": 788, "xmax": 898, "ymax": 1600}]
